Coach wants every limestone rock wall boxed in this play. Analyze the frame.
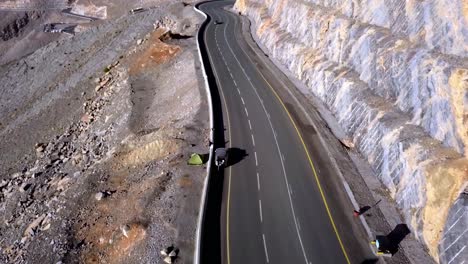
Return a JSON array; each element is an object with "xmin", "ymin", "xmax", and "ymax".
[{"xmin": 235, "ymin": 0, "xmax": 468, "ymax": 261}]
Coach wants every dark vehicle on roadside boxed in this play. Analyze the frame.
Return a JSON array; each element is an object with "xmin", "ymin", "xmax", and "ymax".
[{"xmin": 214, "ymin": 148, "xmax": 227, "ymax": 169}]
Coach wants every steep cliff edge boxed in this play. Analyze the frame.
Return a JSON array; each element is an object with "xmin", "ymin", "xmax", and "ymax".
[{"xmin": 235, "ymin": 0, "xmax": 468, "ymax": 262}]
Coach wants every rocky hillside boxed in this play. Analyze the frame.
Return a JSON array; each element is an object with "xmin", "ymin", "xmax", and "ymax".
[
  {"xmin": 235, "ymin": 0, "xmax": 468, "ymax": 262},
  {"xmin": 0, "ymin": 1, "xmax": 207, "ymax": 263}
]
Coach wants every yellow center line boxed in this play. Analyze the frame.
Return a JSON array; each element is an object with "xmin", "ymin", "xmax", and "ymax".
[{"xmin": 231, "ymin": 12, "xmax": 351, "ymax": 264}]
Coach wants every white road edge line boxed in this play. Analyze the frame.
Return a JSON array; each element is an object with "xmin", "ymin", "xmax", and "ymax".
[
  {"xmin": 244, "ymin": 107, "xmax": 249, "ymax": 117},
  {"xmin": 222, "ymin": 14, "xmax": 309, "ymax": 264},
  {"xmin": 241, "ymin": 97, "xmax": 245, "ymax": 105},
  {"xmin": 263, "ymin": 234, "xmax": 270, "ymax": 263},
  {"xmin": 254, "ymin": 151, "xmax": 258, "ymax": 166},
  {"xmin": 251, "ymin": 134, "xmax": 256, "ymax": 146},
  {"xmin": 248, "ymin": 119, "xmax": 252, "ymax": 130}
]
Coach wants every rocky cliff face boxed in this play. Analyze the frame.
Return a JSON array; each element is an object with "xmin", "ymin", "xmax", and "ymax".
[{"xmin": 235, "ymin": 0, "xmax": 468, "ymax": 262}]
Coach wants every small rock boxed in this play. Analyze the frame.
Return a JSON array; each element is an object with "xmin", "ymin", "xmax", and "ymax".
[
  {"xmin": 95, "ymin": 192, "xmax": 104, "ymax": 201},
  {"xmin": 19, "ymin": 182, "xmax": 31, "ymax": 192},
  {"xmin": 168, "ymin": 250, "xmax": 177, "ymax": 257},
  {"xmin": 11, "ymin": 172, "xmax": 21, "ymax": 179},
  {"xmin": 81, "ymin": 114, "xmax": 93, "ymax": 124},
  {"xmin": 99, "ymin": 237, "xmax": 105, "ymax": 244},
  {"xmin": 121, "ymin": 224, "xmax": 131, "ymax": 238},
  {"xmin": 163, "ymin": 257, "xmax": 173, "ymax": 264},
  {"xmin": 24, "ymin": 214, "xmax": 46, "ymax": 238},
  {"xmin": 161, "ymin": 245, "xmax": 175, "ymax": 256},
  {"xmin": 41, "ymin": 223, "xmax": 51, "ymax": 231},
  {"xmin": 99, "ymin": 78, "xmax": 110, "ymax": 86},
  {"xmin": 340, "ymin": 138, "xmax": 355, "ymax": 149},
  {"xmin": 35, "ymin": 143, "xmax": 45, "ymax": 153},
  {"xmin": 94, "ymin": 77, "xmax": 101, "ymax": 83},
  {"xmin": 0, "ymin": 180, "xmax": 8, "ymax": 189},
  {"xmin": 137, "ymin": 39, "xmax": 143, "ymax": 45}
]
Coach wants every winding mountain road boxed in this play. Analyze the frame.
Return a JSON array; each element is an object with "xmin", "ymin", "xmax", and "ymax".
[{"xmin": 198, "ymin": 1, "xmax": 377, "ymax": 263}]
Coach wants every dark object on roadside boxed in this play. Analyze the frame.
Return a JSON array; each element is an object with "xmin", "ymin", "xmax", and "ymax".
[
  {"xmin": 160, "ymin": 245, "xmax": 179, "ymax": 263},
  {"xmin": 43, "ymin": 23, "xmax": 76, "ymax": 35},
  {"xmin": 353, "ymin": 206, "xmax": 371, "ymax": 217},
  {"xmin": 354, "ymin": 200, "xmax": 381, "ymax": 217},
  {"xmin": 215, "ymin": 148, "xmax": 227, "ymax": 169},
  {"xmin": 214, "ymin": 20, "xmax": 223, "ymax": 25},
  {"xmin": 130, "ymin": 7, "xmax": 145, "ymax": 14},
  {"xmin": 371, "ymin": 224, "xmax": 411, "ymax": 256}
]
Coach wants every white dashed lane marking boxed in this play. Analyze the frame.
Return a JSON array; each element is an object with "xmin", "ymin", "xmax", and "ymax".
[
  {"xmin": 257, "ymin": 172, "xmax": 260, "ymax": 190},
  {"xmin": 263, "ymin": 234, "xmax": 270, "ymax": 263},
  {"xmin": 259, "ymin": 199, "xmax": 263, "ymax": 223}
]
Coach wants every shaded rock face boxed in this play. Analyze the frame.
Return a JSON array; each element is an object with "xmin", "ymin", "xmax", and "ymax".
[
  {"xmin": 235, "ymin": 0, "xmax": 468, "ymax": 261},
  {"xmin": 0, "ymin": 11, "xmax": 41, "ymax": 41}
]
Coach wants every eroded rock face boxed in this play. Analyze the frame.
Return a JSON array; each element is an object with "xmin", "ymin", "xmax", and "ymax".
[
  {"xmin": 235, "ymin": 0, "xmax": 468, "ymax": 261},
  {"xmin": 0, "ymin": 11, "xmax": 42, "ymax": 41}
]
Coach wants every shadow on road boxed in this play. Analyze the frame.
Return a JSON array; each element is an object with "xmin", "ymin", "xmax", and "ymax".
[
  {"xmin": 196, "ymin": 2, "xmax": 229, "ymax": 263},
  {"xmin": 226, "ymin": 147, "xmax": 248, "ymax": 167},
  {"xmin": 361, "ymin": 259, "xmax": 379, "ymax": 264}
]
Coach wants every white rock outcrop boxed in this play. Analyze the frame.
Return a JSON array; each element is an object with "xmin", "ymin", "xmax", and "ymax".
[{"xmin": 235, "ymin": 0, "xmax": 468, "ymax": 262}]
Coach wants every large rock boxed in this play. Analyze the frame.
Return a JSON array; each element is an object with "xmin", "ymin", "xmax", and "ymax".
[{"xmin": 235, "ymin": 0, "xmax": 468, "ymax": 261}]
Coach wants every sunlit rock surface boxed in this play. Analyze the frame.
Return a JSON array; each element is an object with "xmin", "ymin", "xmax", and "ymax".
[{"xmin": 235, "ymin": 0, "xmax": 468, "ymax": 261}]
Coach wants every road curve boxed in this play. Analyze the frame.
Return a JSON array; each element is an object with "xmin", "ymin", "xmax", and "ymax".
[{"xmin": 198, "ymin": 1, "xmax": 377, "ymax": 263}]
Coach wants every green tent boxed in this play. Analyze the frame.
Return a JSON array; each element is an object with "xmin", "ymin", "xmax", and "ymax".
[{"xmin": 188, "ymin": 153, "xmax": 204, "ymax": 165}]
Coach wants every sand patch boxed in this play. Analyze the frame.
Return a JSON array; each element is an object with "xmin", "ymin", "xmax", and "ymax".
[{"xmin": 129, "ymin": 28, "xmax": 181, "ymax": 75}]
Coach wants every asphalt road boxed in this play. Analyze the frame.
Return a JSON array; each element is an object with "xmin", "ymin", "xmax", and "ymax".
[{"xmin": 198, "ymin": 1, "xmax": 377, "ymax": 263}]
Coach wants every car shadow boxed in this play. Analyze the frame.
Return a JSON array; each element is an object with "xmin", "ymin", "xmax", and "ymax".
[
  {"xmin": 226, "ymin": 147, "xmax": 248, "ymax": 167},
  {"xmin": 387, "ymin": 224, "xmax": 411, "ymax": 254},
  {"xmin": 376, "ymin": 224, "xmax": 411, "ymax": 255}
]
